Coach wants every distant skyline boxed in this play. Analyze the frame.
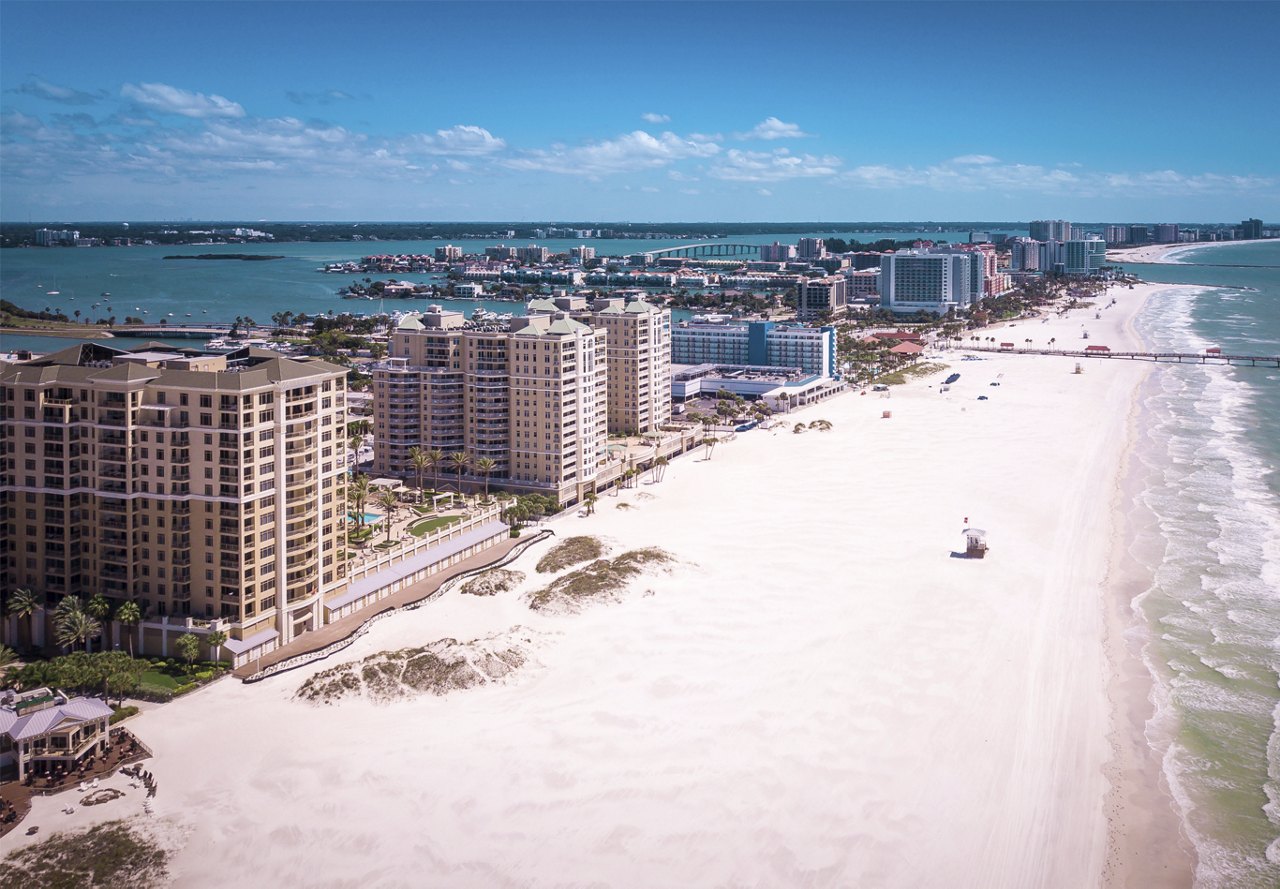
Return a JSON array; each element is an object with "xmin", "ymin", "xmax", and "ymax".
[{"xmin": 2, "ymin": 1, "xmax": 1277, "ymax": 223}]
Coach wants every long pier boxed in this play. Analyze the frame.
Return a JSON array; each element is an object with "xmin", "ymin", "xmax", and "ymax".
[{"xmin": 960, "ymin": 346, "xmax": 1280, "ymax": 368}]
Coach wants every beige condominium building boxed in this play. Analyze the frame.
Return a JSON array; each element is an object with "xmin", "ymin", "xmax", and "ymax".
[
  {"xmin": 542, "ymin": 296, "xmax": 672, "ymax": 436},
  {"xmin": 0, "ymin": 342, "xmax": 348, "ymax": 662},
  {"xmin": 374, "ymin": 296, "xmax": 671, "ymax": 506}
]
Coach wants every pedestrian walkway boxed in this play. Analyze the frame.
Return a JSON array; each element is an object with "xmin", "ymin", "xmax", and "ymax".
[{"xmin": 232, "ymin": 532, "xmax": 540, "ymax": 680}]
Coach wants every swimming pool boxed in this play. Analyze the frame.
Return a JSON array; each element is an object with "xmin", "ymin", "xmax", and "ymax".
[{"xmin": 348, "ymin": 512, "xmax": 385, "ymax": 525}]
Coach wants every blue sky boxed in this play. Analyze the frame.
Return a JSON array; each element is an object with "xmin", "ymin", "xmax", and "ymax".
[{"xmin": 2, "ymin": 1, "xmax": 1277, "ymax": 222}]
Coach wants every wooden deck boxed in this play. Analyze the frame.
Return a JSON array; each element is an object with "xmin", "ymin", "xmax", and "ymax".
[{"xmin": 0, "ymin": 727, "xmax": 151, "ymax": 840}]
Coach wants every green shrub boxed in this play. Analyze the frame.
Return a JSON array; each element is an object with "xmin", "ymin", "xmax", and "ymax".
[
  {"xmin": 173, "ymin": 682, "xmax": 197, "ymax": 696},
  {"xmin": 509, "ymin": 528, "xmax": 521, "ymax": 538},
  {"xmin": 109, "ymin": 705, "xmax": 139, "ymax": 725},
  {"xmin": 194, "ymin": 670, "xmax": 213, "ymax": 682}
]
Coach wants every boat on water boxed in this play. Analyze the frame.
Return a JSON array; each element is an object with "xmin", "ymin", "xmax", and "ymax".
[{"xmin": 471, "ymin": 307, "xmax": 498, "ymax": 322}]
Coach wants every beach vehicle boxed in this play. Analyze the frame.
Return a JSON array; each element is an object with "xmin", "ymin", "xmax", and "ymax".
[
  {"xmin": 977, "ymin": 395, "xmax": 989, "ymax": 401},
  {"xmin": 944, "ymin": 373, "xmax": 960, "ymax": 385}
]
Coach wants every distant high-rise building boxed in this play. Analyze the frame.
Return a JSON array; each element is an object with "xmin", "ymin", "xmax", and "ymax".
[
  {"xmin": 796, "ymin": 238, "xmax": 826, "ymax": 261},
  {"xmin": 928, "ymin": 245, "xmax": 989, "ymax": 296},
  {"xmin": 1103, "ymin": 225, "xmax": 1130, "ymax": 245},
  {"xmin": 484, "ymin": 245, "xmax": 517, "ymax": 261},
  {"xmin": 516, "ymin": 245, "xmax": 549, "ymax": 264},
  {"xmin": 879, "ymin": 252, "xmax": 979, "ymax": 315},
  {"xmin": 1029, "ymin": 220, "xmax": 1072, "ymax": 242},
  {"xmin": 434, "ymin": 244, "xmax": 463, "ymax": 262},
  {"xmin": 760, "ymin": 241, "xmax": 797, "ymax": 262},
  {"xmin": 34, "ymin": 228, "xmax": 79, "ymax": 246},
  {"xmin": 570, "ymin": 245, "xmax": 596, "ymax": 264},
  {"xmin": 1241, "ymin": 218, "xmax": 1263, "ymax": 240},
  {"xmin": 1062, "ymin": 238, "xmax": 1107, "ymax": 275},
  {"xmin": 796, "ymin": 275, "xmax": 847, "ymax": 321},
  {"xmin": 1009, "ymin": 237, "xmax": 1041, "ymax": 271},
  {"xmin": 672, "ymin": 321, "xmax": 836, "ymax": 378},
  {"xmin": 1155, "ymin": 224, "xmax": 1180, "ymax": 244},
  {"xmin": 968, "ymin": 231, "xmax": 991, "ymax": 244},
  {"xmin": 1128, "ymin": 225, "xmax": 1150, "ymax": 244}
]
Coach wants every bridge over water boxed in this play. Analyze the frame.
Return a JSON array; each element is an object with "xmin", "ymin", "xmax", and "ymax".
[{"xmin": 637, "ymin": 242, "xmax": 762, "ymax": 260}]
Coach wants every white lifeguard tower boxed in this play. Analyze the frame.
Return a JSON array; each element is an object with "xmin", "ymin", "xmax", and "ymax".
[{"xmin": 963, "ymin": 528, "xmax": 989, "ymax": 559}]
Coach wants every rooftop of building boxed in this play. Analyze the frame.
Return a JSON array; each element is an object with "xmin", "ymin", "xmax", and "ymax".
[
  {"xmin": 1, "ymin": 341, "xmax": 345, "ymax": 389},
  {"xmin": 0, "ymin": 688, "xmax": 114, "ymax": 741}
]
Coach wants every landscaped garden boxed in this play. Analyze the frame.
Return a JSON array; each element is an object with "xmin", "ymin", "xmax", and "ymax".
[{"xmin": 408, "ymin": 515, "xmax": 461, "ymax": 537}]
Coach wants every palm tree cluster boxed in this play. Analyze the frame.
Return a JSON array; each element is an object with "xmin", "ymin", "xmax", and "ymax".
[
  {"xmin": 6, "ymin": 589, "xmax": 151, "ymax": 658},
  {"xmin": 5, "ymin": 651, "xmax": 147, "ymax": 705},
  {"xmin": 53, "ymin": 596, "xmax": 103, "ymax": 653}
]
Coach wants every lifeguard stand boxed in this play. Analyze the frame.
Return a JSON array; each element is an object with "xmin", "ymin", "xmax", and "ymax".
[{"xmin": 964, "ymin": 528, "xmax": 989, "ymax": 559}]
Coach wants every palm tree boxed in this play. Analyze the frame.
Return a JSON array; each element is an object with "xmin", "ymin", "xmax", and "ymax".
[
  {"xmin": 474, "ymin": 457, "xmax": 496, "ymax": 501},
  {"xmin": 702, "ymin": 436, "xmax": 717, "ymax": 459},
  {"xmin": 408, "ymin": 446, "xmax": 429, "ymax": 497},
  {"xmin": 207, "ymin": 629, "xmax": 228, "ymax": 664},
  {"xmin": 7, "ymin": 588, "xmax": 42, "ymax": 652},
  {"xmin": 447, "ymin": 451, "xmax": 470, "ymax": 492},
  {"xmin": 583, "ymin": 492, "xmax": 598, "ymax": 515},
  {"xmin": 349, "ymin": 474, "xmax": 371, "ymax": 527},
  {"xmin": 376, "ymin": 489, "xmax": 399, "ymax": 542},
  {"xmin": 115, "ymin": 600, "xmax": 141, "ymax": 658},
  {"xmin": 426, "ymin": 449, "xmax": 444, "ymax": 496},
  {"xmin": 0, "ymin": 644, "xmax": 17, "ymax": 687},
  {"xmin": 175, "ymin": 632, "xmax": 200, "ymax": 668},
  {"xmin": 653, "ymin": 456, "xmax": 669, "ymax": 483},
  {"xmin": 85, "ymin": 594, "xmax": 111, "ymax": 653},
  {"xmin": 55, "ymin": 610, "xmax": 101, "ymax": 653},
  {"xmin": 348, "ymin": 433, "xmax": 363, "ymax": 467}
]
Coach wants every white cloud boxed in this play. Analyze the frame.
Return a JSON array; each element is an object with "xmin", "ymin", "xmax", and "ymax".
[
  {"xmin": 641, "ymin": 112, "xmax": 670, "ymax": 123},
  {"xmin": 757, "ymin": 188, "xmax": 773, "ymax": 196},
  {"xmin": 709, "ymin": 148, "xmax": 842, "ymax": 182},
  {"xmin": 505, "ymin": 130, "xmax": 720, "ymax": 176},
  {"xmin": 735, "ymin": 117, "xmax": 811, "ymax": 141},
  {"xmin": 14, "ymin": 77, "xmax": 103, "ymax": 105},
  {"xmin": 951, "ymin": 154, "xmax": 999, "ymax": 165},
  {"xmin": 121, "ymin": 82, "xmax": 245, "ymax": 119},
  {"xmin": 835, "ymin": 158, "xmax": 1275, "ymax": 197},
  {"xmin": 413, "ymin": 124, "xmax": 506, "ymax": 156}
]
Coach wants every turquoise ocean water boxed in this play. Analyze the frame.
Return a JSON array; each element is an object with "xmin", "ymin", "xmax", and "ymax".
[{"xmin": 1123, "ymin": 241, "xmax": 1280, "ymax": 887}]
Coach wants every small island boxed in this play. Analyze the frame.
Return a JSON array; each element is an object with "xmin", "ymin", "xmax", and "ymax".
[{"xmin": 163, "ymin": 253, "xmax": 284, "ymax": 261}]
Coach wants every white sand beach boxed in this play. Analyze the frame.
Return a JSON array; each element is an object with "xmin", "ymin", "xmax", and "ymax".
[
  {"xmin": 1107, "ymin": 239, "xmax": 1269, "ymax": 264},
  {"xmin": 11, "ymin": 283, "xmax": 1199, "ymax": 887}
]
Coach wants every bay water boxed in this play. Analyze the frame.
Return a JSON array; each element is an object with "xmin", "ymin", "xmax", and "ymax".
[{"xmin": 0, "ymin": 229, "xmax": 1019, "ymax": 353}]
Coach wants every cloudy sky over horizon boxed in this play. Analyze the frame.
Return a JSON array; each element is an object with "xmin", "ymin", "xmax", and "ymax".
[{"xmin": 2, "ymin": 1, "xmax": 1277, "ymax": 222}]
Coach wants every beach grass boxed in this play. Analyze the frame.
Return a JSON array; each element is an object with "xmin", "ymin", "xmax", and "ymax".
[
  {"xmin": 2, "ymin": 820, "xmax": 169, "ymax": 888},
  {"xmin": 529, "ymin": 547, "xmax": 673, "ymax": 611},
  {"xmin": 535, "ymin": 536, "xmax": 605, "ymax": 573},
  {"xmin": 873, "ymin": 362, "xmax": 948, "ymax": 386}
]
